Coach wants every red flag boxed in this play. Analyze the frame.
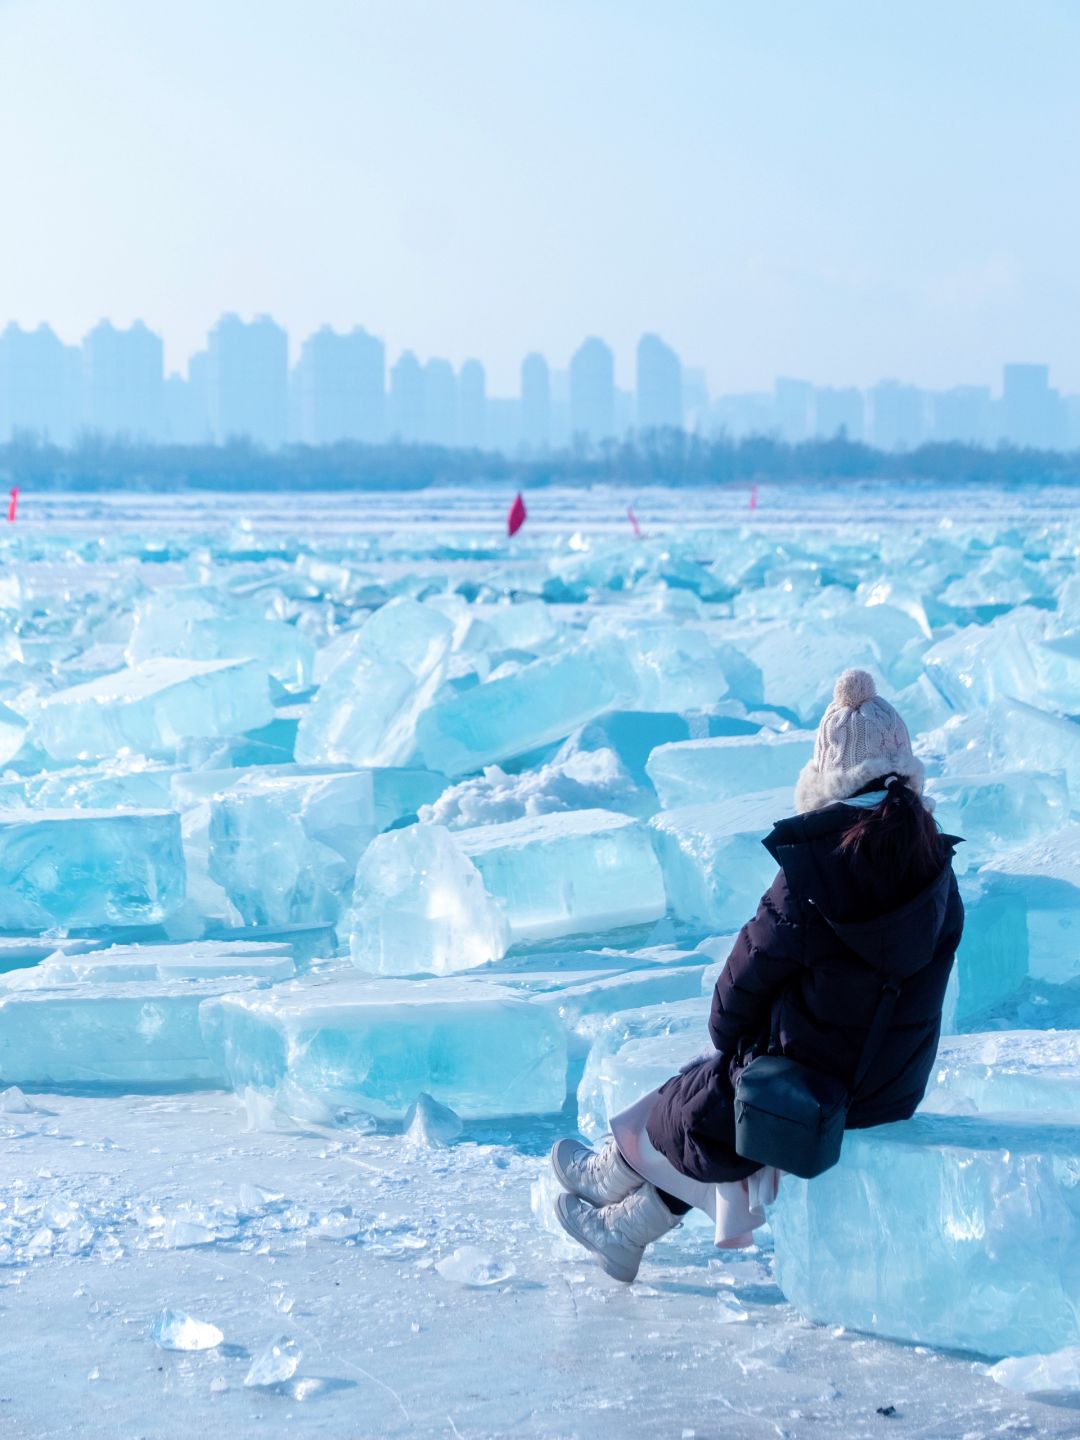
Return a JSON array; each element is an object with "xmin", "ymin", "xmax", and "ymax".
[
  {"xmin": 507, "ymin": 492, "xmax": 526, "ymax": 537},
  {"xmin": 749, "ymin": 485, "xmax": 758, "ymax": 512},
  {"xmin": 6, "ymin": 488, "xmax": 17, "ymax": 523},
  {"xmin": 627, "ymin": 504, "xmax": 642, "ymax": 538}
]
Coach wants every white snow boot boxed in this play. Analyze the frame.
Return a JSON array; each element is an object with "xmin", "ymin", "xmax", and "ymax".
[
  {"xmin": 554, "ymin": 1182, "xmax": 681, "ymax": 1283},
  {"xmin": 550, "ymin": 1136, "xmax": 642, "ymax": 1207}
]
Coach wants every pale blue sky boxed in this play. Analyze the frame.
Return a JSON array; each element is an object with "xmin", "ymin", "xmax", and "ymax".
[{"xmin": 1, "ymin": 0, "xmax": 1077, "ymax": 393}]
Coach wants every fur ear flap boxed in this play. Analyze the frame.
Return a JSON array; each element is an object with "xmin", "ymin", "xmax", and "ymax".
[{"xmin": 793, "ymin": 754, "xmax": 927, "ymax": 815}]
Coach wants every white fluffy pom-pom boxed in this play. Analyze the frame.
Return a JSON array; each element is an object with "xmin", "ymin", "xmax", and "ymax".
[{"xmin": 833, "ymin": 668, "xmax": 877, "ymax": 709}]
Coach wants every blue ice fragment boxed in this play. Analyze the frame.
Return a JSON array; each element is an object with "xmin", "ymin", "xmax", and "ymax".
[
  {"xmin": 646, "ymin": 730, "xmax": 815, "ymax": 809},
  {"xmin": 0, "ymin": 809, "xmax": 185, "ymax": 930},
  {"xmin": 769, "ymin": 1113, "xmax": 1080, "ymax": 1356},
  {"xmin": 922, "ymin": 1031, "xmax": 1080, "ymax": 1116},
  {"xmin": 649, "ymin": 789, "xmax": 787, "ymax": 931},
  {"xmin": 0, "ymin": 976, "xmax": 262, "ymax": 1089},
  {"xmin": 415, "ymin": 640, "xmax": 635, "ymax": 776},
  {"xmin": 296, "ymin": 600, "xmax": 455, "ymax": 767},
  {"xmin": 575, "ymin": 998, "xmax": 710, "ymax": 1139},
  {"xmin": 200, "ymin": 974, "xmax": 568, "ymax": 1119},
  {"xmin": 30, "ymin": 657, "xmax": 274, "ymax": 762}
]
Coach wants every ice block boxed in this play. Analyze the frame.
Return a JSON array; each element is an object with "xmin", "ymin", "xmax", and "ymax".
[
  {"xmin": 414, "ymin": 640, "xmax": 635, "ymax": 776},
  {"xmin": 200, "ymin": 973, "xmax": 568, "ymax": 1118},
  {"xmin": 0, "ymin": 808, "xmax": 185, "ymax": 930},
  {"xmin": 646, "ymin": 729, "xmax": 815, "ymax": 809},
  {"xmin": 769, "ymin": 1113, "xmax": 1080, "ymax": 1356},
  {"xmin": 295, "ymin": 599, "xmax": 454, "ymax": 767},
  {"xmin": 0, "ymin": 976, "xmax": 262, "ymax": 1089},
  {"xmin": 30, "ymin": 657, "xmax": 274, "ymax": 762},
  {"xmin": 649, "ymin": 789, "xmax": 787, "ymax": 931}
]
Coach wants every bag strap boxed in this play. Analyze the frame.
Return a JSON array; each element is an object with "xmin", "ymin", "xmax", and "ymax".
[{"xmin": 851, "ymin": 981, "xmax": 902, "ymax": 1095}]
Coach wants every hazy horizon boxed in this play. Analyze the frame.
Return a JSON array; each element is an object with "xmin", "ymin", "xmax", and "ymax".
[{"xmin": 1, "ymin": 1, "xmax": 1077, "ymax": 393}]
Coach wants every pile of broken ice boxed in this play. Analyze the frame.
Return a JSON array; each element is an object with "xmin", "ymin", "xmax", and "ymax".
[{"xmin": 0, "ymin": 507, "xmax": 1078, "ymax": 1366}]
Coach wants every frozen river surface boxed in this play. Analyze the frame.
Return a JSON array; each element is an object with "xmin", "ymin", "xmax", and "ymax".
[{"xmin": 0, "ymin": 482, "xmax": 1077, "ymax": 1437}]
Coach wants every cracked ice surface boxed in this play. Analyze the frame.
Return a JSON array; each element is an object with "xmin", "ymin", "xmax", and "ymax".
[{"xmin": 0, "ymin": 485, "xmax": 1078, "ymax": 1432}]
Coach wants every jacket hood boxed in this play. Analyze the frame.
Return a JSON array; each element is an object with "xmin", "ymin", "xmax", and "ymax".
[{"xmin": 763, "ymin": 805, "xmax": 961, "ymax": 981}]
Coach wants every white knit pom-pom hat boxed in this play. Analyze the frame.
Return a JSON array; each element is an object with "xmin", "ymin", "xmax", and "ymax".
[{"xmin": 793, "ymin": 668, "xmax": 925, "ymax": 814}]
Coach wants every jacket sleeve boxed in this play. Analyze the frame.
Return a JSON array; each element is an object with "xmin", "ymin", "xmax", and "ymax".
[{"xmin": 709, "ymin": 868, "xmax": 806, "ymax": 1055}]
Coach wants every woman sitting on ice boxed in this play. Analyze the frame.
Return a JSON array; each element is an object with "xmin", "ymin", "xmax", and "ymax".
[{"xmin": 550, "ymin": 669, "xmax": 964, "ymax": 1283}]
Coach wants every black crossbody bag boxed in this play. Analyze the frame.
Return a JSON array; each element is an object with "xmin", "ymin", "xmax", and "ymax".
[{"xmin": 733, "ymin": 979, "xmax": 901, "ymax": 1180}]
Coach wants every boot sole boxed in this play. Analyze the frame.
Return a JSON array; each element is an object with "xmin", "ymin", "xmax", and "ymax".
[{"xmin": 553, "ymin": 1193, "xmax": 639, "ymax": 1284}]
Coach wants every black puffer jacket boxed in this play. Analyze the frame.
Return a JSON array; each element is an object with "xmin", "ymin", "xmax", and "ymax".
[{"xmin": 647, "ymin": 802, "xmax": 964, "ymax": 1184}]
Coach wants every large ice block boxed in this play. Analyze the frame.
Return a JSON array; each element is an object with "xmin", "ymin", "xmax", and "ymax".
[
  {"xmin": 295, "ymin": 599, "xmax": 454, "ymax": 767},
  {"xmin": 923, "ymin": 618, "xmax": 1040, "ymax": 712},
  {"xmin": 487, "ymin": 954, "xmax": 707, "ymax": 1058},
  {"xmin": 414, "ymin": 640, "xmax": 635, "ymax": 776},
  {"xmin": 458, "ymin": 809, "xmax": 667, "ymax": 942},
  {"xmin": 941, "ymin": 879, "xmax": 1028, "ymax": 1032},
  {"xmin": 926, "ymin": 771, "xmax": 1069, "ymax": 859},
  {"xmin": 349, "ymin": 823, "xmax": 512, "ymax": 975},
  {"xmin": 921, "ymin": 1031, "xmax": 1080, "ymax": 1116},
  {"xmin": 649, "ymin": 789, "xmax": 786, "ymax": 931},
  {"xmin": 769, "ymin": 1113, "xmax": 1080, "ymax": 1356},
  {"xmin": 349, "ymin": 810, "xmax": 666, "ymax": 973},
  {"xmin": 6, "ymin": 939, "xmax": 296, "ymax": 987},
  {"xmin": 569, "ymin": 708, "xmax": 759, "ymax": 788},
  {"xmin": 0, "ymin": 809, "xmax": 185, "ymax": 930},
  {"xmin": 575, "ymin": 998, "xmax": 711, "ymax": 1139},
  {"xmin": 646, "ymin": 729, "xmax": 814, "ymax": 809},
  {"xmin": 980, "ymin": 825, "xmax": 1080, "ymax": 984},
  {"xmin": 209, "ymin": 770, "xmax": 379, "ymax": 927},
  {"xmin": 200, "ymin": 974, "xmax": 568, "ymax": 1119},
  {"xmin": 746, "ymin": 628, "xmax": 881, "ymax": 725},
  {"xmin": 30, "ymin": 657, "xmax": 274, "ymax": 762},
  {"xmin": 127, "ymin": 588, "xmax": 315, "ymax": 687},
  {"xmin": 0, "ymin": 977, "xmax": 261, "ymax": 1088},
  {"xmin": 926, "ymin": 697, "xmax": 1080, "ymax": 800}
]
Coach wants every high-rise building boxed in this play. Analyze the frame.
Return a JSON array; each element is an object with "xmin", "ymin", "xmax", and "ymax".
[
  {"xmin": 774, "ymin": 377, "xmax": 813, "ymax": 443},
  {"xmin": 520, "ymin": 352, "xmax": 551, "ymax": 449},
  {"xmin": 636, "ymin": 333, "xmax": 682, "ymax": 430},
  {"xmin": 388, "ymin": 351, "xmax": 424, "ymax": 442},
  {"xmin": 931, "ymin": 386, "xmax": 992, "ymax": 444},
  {"xmin": 82, "ymin": 319, "xmax": 164, "ymax": 439},
  {"xmin": 457, "ymin": 359, "xmax": 486, "ymax": 448},
  {"xmin": 163, "ymin": 350, "xmax": 212, "ymax": 445},
  {"xmin": 1000, "ymin": 364, "xmax": 1065, "ymax": 448},
  {"xmin": 421, "ymin": 358, "xmax": 457, "ymax": 446},
  {"xmin": 813, "ymin": 386, "xmax": 865, "ymax": 441},
  {"xmin": 485, "ymin": 397, "xmax": 522, "ymax": 453},
  {"xmin": 207, "ymin": 313, "xmax": 288, "ymax": 447},
  {"xmin": 681, "ymin": 367, "xmax": 710, "ymax": 432},
  {"xmin": 0, "ymin": 323, "xmax": 81, "ymax": 444},
  {"xmin": 569, "ymin": 337, "xmax": 615, "ymax": 443},
  {"xmin": 868, "ymin": 380, "xmax": 927, "ymax": 451},
  {"xmin": 294, "ymin": 325, "xmax": 385, "ymax": 444},
  {"xmin": 711, "ymin": 392, "xmax": 774, "ymax": 439}
]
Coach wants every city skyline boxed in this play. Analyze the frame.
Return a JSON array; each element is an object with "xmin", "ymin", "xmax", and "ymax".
[
  {"xmin": 1, "ymin": 312, "xmax": 1077, "ymax": 454},
  {"xmin": 2, "ymin": 3, "xmax": 1079, "ymax": 395}
]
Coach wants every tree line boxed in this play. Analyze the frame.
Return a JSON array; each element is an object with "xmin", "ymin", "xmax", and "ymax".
[{"xmin": 0, "ymin": 429, "xmax": 1077, "ymax": 491}]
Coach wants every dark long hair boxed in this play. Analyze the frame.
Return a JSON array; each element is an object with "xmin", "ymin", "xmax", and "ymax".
[{"xmin": 836, "ymin": 775, "xmax": 944, "ymax": 894}]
